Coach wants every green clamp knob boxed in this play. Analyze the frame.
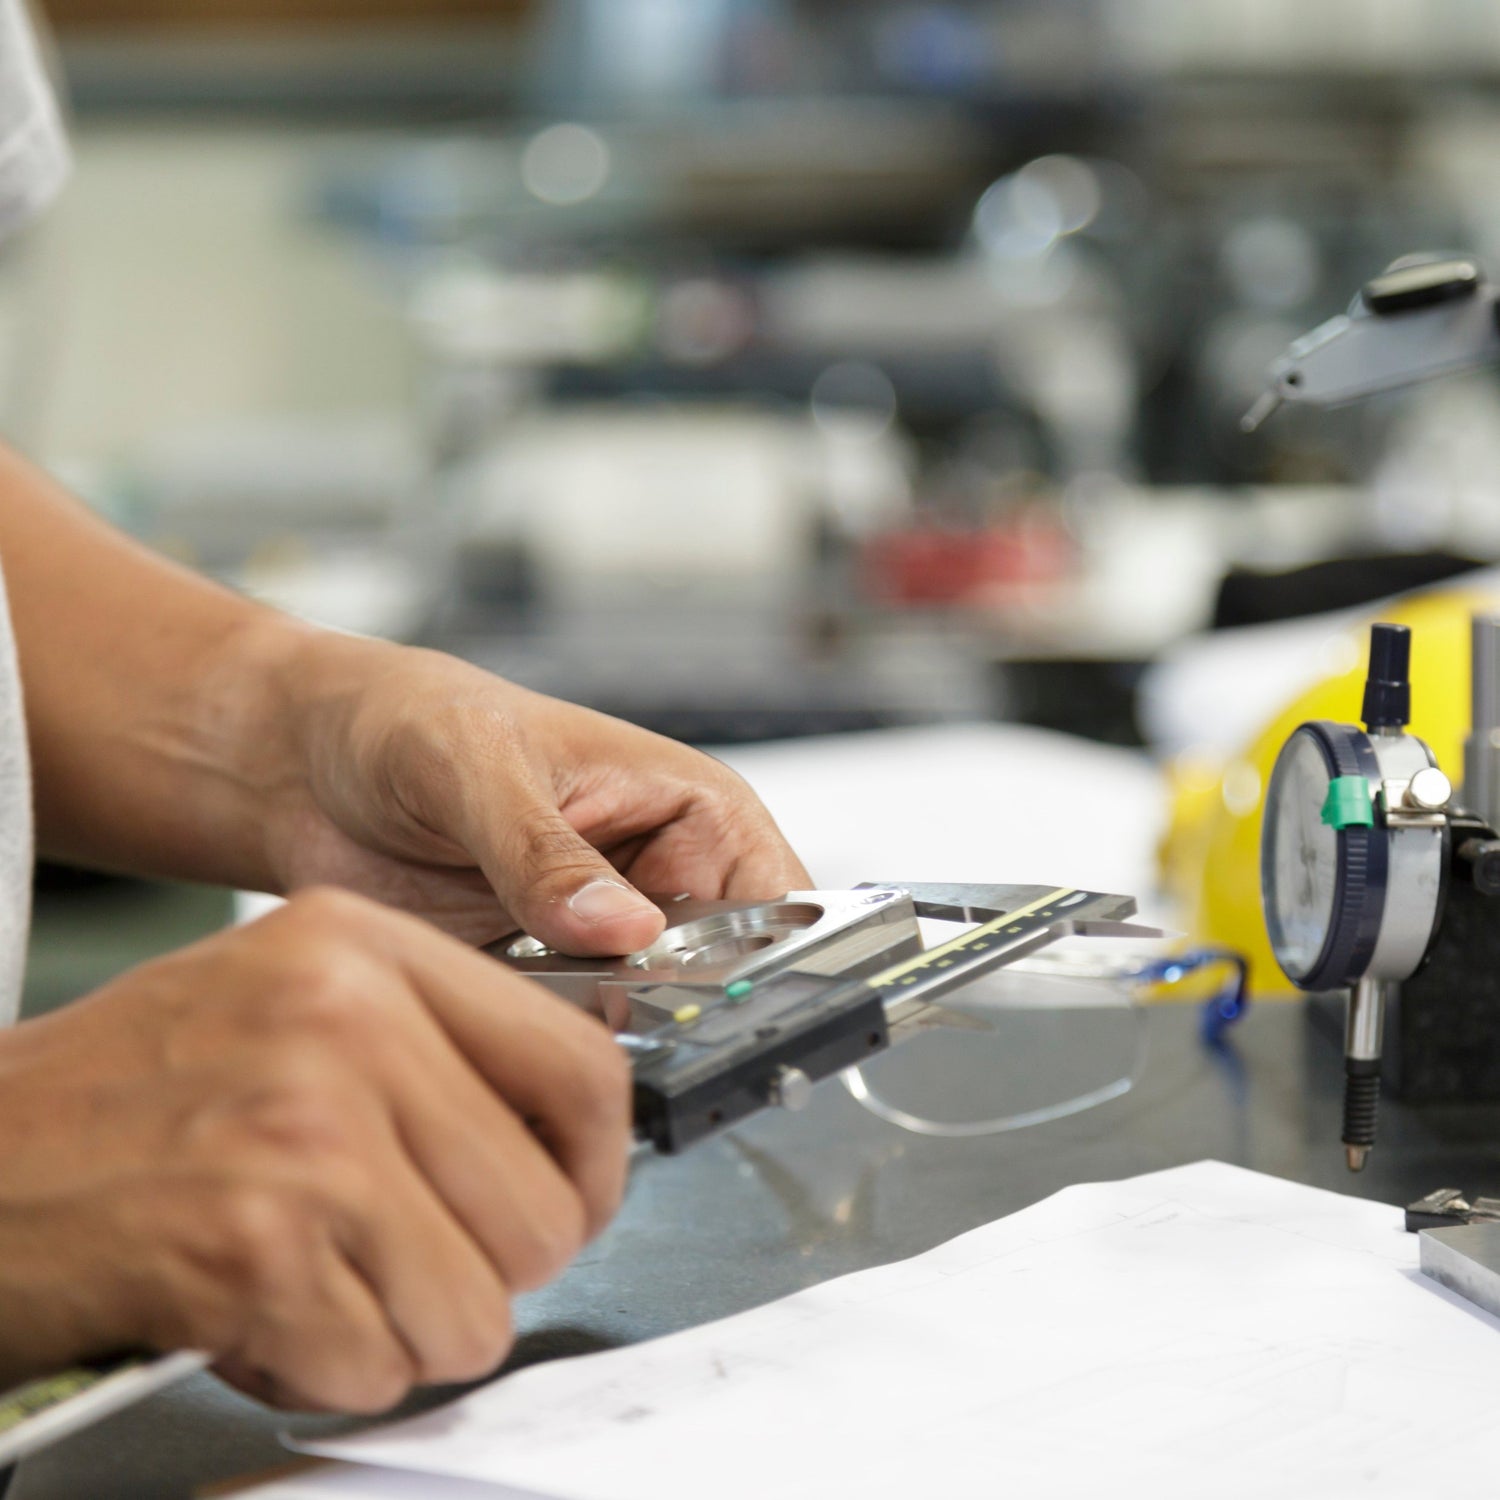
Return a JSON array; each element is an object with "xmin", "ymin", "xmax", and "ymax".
[{"xmin": 1321, "ymin": 776, "xmax": 1374, "ymax": 830}]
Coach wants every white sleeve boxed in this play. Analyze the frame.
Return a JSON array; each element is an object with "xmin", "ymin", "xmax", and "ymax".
[{"xmin": 0, "ymin": 0, "xmax": 69, "ymax": 241}]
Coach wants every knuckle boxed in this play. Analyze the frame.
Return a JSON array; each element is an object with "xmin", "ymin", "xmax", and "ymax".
[
  {"xmin": 714, "ymin": 783, "xmax": 768, "ymax": 837},
  {"xmin": 562, "ymin": 1017, "xmax": 633, "ymax": 1123},
  {"xmin": 294, "ymin": 1343, "xmax": 414, "ymax": 1416},
  {"xmin": 271, "ymin": 954, "xmax": 370, "ymax": 1042},
  {"xmin": 213, "ymin": 1184, "xmax": 314, "ymax": 1297},
  {"xmin": 505, "ymin": 1186, "xmax": 590, "ymax": 1291},
  {"xmin": 555, "ymin": 1031, "xmax": 630, "ymax": 1232},
  {"xmin": 429, "ymin": 1290, "xmax": 514, "ymax": 1383},
  {"xmin": 237, "ymin": 1076, "xmax": 357, "ymax": 1164},
  {"xmin": 547, "ymin": 1190, "xmax": 591, "ymax": 1267},
  {"xmin": 517, "ymin": 818, "xmax": 595, "ymax": 878},
  {"xmin": 685, "ymin": 749, "xmax": 750, "ymax": 801},
  {"xmin": 336, "ymin": 1351, "xmax": 416, "ymax": 1415},
  {"xmin": 708, "ymin": 759, "xmax": 751, "ymax": 797},
  {"xmin": 293, "ymin": 979, "xmax": 364, "ymax": 1041},
  {"xmin": 138, "ymin": 1279, "xmax": 238, "ymax": 1362},
  {"xmin": 284, "ymin": 886, "xmax": 377, "ymax": 936}
]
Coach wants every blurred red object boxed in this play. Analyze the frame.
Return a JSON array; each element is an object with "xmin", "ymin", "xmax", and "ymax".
[{"xmin": 861, "ymin": 512, "xmax": 1073, "ymax": 607}]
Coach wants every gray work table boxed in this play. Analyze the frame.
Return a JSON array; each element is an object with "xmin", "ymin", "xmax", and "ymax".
[{"xmin": 13, "ymin": 999, "xmax": 1500, "ymax": 1500}]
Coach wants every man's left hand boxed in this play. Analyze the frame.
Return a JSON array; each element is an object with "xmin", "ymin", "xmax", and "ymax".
[{"xmin": 259, "ymin": 633, "xmax": 812, "ymax": 957}]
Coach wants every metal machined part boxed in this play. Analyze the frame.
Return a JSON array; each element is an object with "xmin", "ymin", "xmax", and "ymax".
[
  {"xmin": 491, "ymin": 887, "xmax": 923, "ymax": 1026},
  {"xmin": 1421, "ymin": 1223, "xmax": 1500, "ymax": 1321}
]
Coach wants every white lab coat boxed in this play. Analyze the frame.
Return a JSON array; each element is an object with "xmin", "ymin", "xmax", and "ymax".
[{"xmin": 0, "ymin": 0, "xmax": 64, "ymax": 1022}]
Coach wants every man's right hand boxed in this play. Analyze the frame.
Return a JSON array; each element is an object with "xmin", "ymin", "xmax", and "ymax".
[{"xmin": 0, "ymin": 888, "xmax": 631, "ymax": 1412}]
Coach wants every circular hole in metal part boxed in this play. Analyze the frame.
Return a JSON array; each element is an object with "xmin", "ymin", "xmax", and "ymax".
[
  {"xmin": 626, "ymin": 902, "xmax": 825, "ymax": 974},
  {"xmin": 506, "ymin": 935, "xmax": 556, "ymax": 960}
]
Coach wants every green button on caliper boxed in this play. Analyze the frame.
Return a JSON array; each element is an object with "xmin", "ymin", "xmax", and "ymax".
[{"xmin": 1321, "ymin": 775, "xmax": 1375, "ymax": 830}]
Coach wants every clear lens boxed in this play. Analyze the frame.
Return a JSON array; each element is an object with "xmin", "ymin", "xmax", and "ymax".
[{"xmin": 843, "ymin": 944, "xmax": 1243, "ymax": 1138}]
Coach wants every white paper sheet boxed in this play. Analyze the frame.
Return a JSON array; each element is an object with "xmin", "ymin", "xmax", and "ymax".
[
  {"xmin": 233, "ymin": 1464, "xmax": 525, "ymax": 1498},
  {"xmin": 297, "ymin": 1162, "xmax": 1500, "ymax": 1500},
  {"xmin": 714, "ymin": 724, "xmax": 1167, "ymax": 919}
]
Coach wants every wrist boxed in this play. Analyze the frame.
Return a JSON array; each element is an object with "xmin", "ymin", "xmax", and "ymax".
[
  {"xmin": 181, "ymin": 609, "xmax": 326, "ymax": 893},
  {"xmin": 251, "ymin": 626, "xmax": 410, "ymax": 892}
]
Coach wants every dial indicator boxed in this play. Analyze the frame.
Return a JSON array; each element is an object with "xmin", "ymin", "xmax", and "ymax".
[{"xmin": 1263, "ymin": 728, "xmax": 1340, "ymax": 982}]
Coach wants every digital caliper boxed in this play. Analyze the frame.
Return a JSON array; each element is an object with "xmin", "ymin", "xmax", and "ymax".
[{"xmin": 490, "ymin": 881, "xmax": 1156, "ymax": 1153}]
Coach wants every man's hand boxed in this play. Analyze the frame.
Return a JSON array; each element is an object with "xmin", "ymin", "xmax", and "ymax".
[
  {"xmin": 258, "ymin": 631, "xmax": 811, "ymax": 955},
  {"xmin": 0, "ymin": 889, "xmax": 630, "ymax": 1412}
]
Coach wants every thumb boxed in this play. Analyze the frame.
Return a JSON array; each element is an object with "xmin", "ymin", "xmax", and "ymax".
[{"xmin": 486, "ymin": 798, "xmax": 665, "ymax": 958}]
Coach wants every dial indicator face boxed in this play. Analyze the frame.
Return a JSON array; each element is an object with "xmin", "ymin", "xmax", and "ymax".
[{"xmin": 1263, "ymin": 728, "xmax": 1339, "ymax": 982}]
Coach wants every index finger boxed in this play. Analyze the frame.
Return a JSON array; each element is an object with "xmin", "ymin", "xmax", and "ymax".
[{"xmin": 620, "ymin": 797, "xmax": 813, "ymax": 902}]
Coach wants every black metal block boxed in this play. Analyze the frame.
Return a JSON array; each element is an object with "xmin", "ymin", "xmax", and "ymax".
[{"xmin": 1385, "ymin": 876, "xmax": 1500, "ymax": 1102}]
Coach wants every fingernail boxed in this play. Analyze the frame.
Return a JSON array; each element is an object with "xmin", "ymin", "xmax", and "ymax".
[{"xmin": 568, "ymin": 879, "xmax": 652, "ymax": 926}]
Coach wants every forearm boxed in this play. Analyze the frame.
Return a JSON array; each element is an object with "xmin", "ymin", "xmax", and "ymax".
[{"xmin": 0, "ymin": 442, "xmax": 307, "ymax": 887}]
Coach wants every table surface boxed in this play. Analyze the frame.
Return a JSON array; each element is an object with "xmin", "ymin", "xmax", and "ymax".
[{"xmin": 14, "ymin": 998, "xmax": 1500, "ymax": 1500}]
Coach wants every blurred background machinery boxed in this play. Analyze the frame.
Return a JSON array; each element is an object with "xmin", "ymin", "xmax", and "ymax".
[{"xmin": 15, "ymin": 0, "xmax": 1500, "ymax": 1007}]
